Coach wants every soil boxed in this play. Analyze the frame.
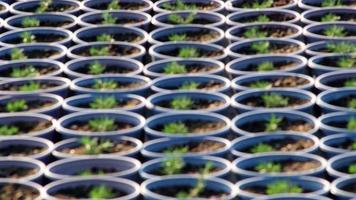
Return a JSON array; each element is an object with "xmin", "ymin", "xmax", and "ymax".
[
  {"xmin": 89, "ymin": 81, "xmax": 145, "ymax": 90},
  {"xmin": 319, "ymin": 57, "xmax": 356, "ymax": 68},
  {"xmin": 163, "ymin": 17, "xmax": 216, "ymax": 25},
  {"xmin": 160, "ymin": 30, "xmax": 220, "ymax": 43},
  {"xmin": 20, "ymin": 4, "xmax": 77, "ymax": 13},
  {"xmin": 54, "ymin": 186, "xmax": 123, "ymax": 199},
  {"xmin": 158, "ymin": 99, "xmax": 224, "ymax": 110},
  {"xmin": 79, "ymin": 99, "xmax": 141, "ymax": 109},
  {"xmin": 160, "ymin": 63, "xmax": 219, "ymax": 74},
  {"xmin": 0, "ymin": 82, "xmax": 59, "ymax": 91},
  {"xmin": 157, "ymin": 120, "xmax": 226, "ymax": 134},
  {"xmin": 74, "ymin": 64, "xmax": 135, "ymax": 75},
  {"xmin": 324, "ymin": 78, "xmax": 356, "ymax": 88},
  {"xmin": 247, "ymin": 61, "xmax": 298, "ymax": 72},
  {"xmin": 161, "ymin": 141, "xmax": 225, "ymax": 154},
  {"xmin": 90, "ymin": 17, "xmax": 145, "ymax": 25},
  {"xmin": 245, "ymin": 139, "xmax": 315, "ymax": 153},
  {"xmin": 81, "ymin": 33, "xmax": 143, "ymax": 43},
  {"xmin": 78, "ymin": 45, "xmax": 140, "ymax": 57},
  {"xmin": 0, "ymin": 167, "xmax": 38, "ymax": 179},
  {"xmin": 165, "ymin": 81, "xmax": 224, "ymax": 91},
  {"xmin": 335, "ymin": 140, "xmax": 356, "ymax": 151},
  {"xmin": 239, "ymin": 118, "xmax": 313, "ymax": 133},
  {"xmin": 236, "ymin": 13, "xmax": 295, "ymax": 23},
  {"xmin": 152, "ymin": 186, "xmax": 227, "ymax": 199},
  {"xmin": 1, "ymin": 65, "xmax": 58, "ymax": 77},
  {"xmin": 329, "ymin": 95, "xmax": 356, "ymax": 108},
  {"xmin": 342, "ymin": 184, "xmax": 356, "ymax": 193},
  {"xmin": 234, "ymin": 0, "xmax": 294, "ymax": 7},
  {"xmin": 327, "ymin": 121, "xmax": 353, "ymax": 129},
  {"xmin": 60, "ymin": 140, "xmax": 135, "ymax": 155},
  {"xmin": 1, "ymin": 49, "xmax": 60, "ymax": 60},
  {"xmin": 162, "ymin": 2, "xmax": 220, "ymax": 11},
  {"xmin": 74, "ymin": 167, "xmax": 117, "ymax": 175},
  {"xmin": 246, "ymin": 76, "xmax": 310, "ymax": 88},
  {"xmin": 164, "ymin": 48, "xmax": 224, "ymax": 58},
  {"xmin": 0, "ymin": 184, "xmax": 40, "ymax": 200},
  {"xmin": 17, "ymin": 19, "xmax": 72, "ymax": 28},
  {"xmin": 245, "ymin": 185, "xmax": 308, "ymax": 195},
  {"xmin": 0, "ymin": 145, "xmax": 45, "ymax": 157},
  {"xmin": 90, "ymin": 2, "xmax": 148, "ymax": 10},
  {"xmin": 320, "ymin": 28, "xmax": 356, "ymax": 37},
  {"xmin": 237, "ymin": 44, "xmax": 300, "ymax": 55},
  {"xmin": 5, "ymin": 34, "xmax": 66, "ymax": 44},
  {"xmin": 69, "ymin": 121, "xmax": 133, "ymax": 132},
  {"xmin": 0, "ymin": 121, "xmax": 51, "ymax": 136},
  {"xmin": 310, "ymin": 13, "xmax": 356, "ymax": 22},
  {"xmin": 0, "ymin": 99, "xmax": 56, "ymax": 113},
  {"xmin": 251, "ymin": 160, "xmax": 321, "ymax": 173},
  {"xmin": 153, "ymin": 163, "xmax": 220, "ymax": 176},
  {"xmin": 241, "ymin": 94, "xmax": 308, "ymax": 108},
  {"xmin": 240, "ymin": 27, "xmax": 297, "ymax": 38}
]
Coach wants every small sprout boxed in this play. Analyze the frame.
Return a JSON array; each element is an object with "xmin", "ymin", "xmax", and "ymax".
[
  {"xmin": 348, "ymin": 163, "xmax": 356, "ymax": 174},
  {"xmin": 92, "ymin": 79, "xmax": 118, "ymax": 90},
  {"xmin": 262, "ymin": 93, "xmax": 289, "ymax": 108},
  {"xmin": 169, "ymin": 34, "xmax": 187, "ymax": 42},
  {"xmin": 249, "ymin": 81, "xmax": 270, "ymax": 89},
  {"xmin": 36, "ymin": 0, "xmax": 52, "ymax": 13},
  {"xmin": 89, "ymin": 46, "xmax": 110, "ymax": 56},
  {"xmin": 179, "ymin": 81, "xmax": 199, "ymax": 90},
  {"xmin": 265, "ymin": 114, "xmax": 283, "ymax": 132},
  {"xmin": 348, "ymin": 99, "xmax": 356, "ymax": 109},
  {"xmin": 168, "ymin": 13, "xmax": 196, "ymax": 24},
  {"xmin": 266, "ymin": 181, "xmax": 303, "ymax": 195},
  {"xmin": 0, "ymin": 125, "xmax": 19, "ymax": 136},
  {"xmin": 88, "ymin": 61, "xmax": 106, "ymax": 75},
  {"xmin": 338, "ymin": 57, "xmax": 355, "ymax": 69},
  {"xmin": 102, "ymin": 12, "xmax": 117, "ymax": 24},
  {"xmin": 107, "ymin": 0, "xmax": 120, "ymax": 10},
  {"xmin": 255, "ymin": 15, "xmax": 270, "ymax": 23},
  {"xmin": 164, "ymin": 62, "xmax": 187, "ymax": 74},
  {"xmin": 344, "ymin": 79, "xmax": 356, "ymax": 87},
  {"xmin": 11, "ymin": 48, "xmax": 27, "ymax": 60},
  {"xmin": 255, "ymin": 162, "xmax": 282, "ymax": 173},
  {"xmin": 326, "ymin": 42, "xmax": 356, "ymax": 53},
  {"xmin": 6, "ymin": 100, "xmax": 28, "ymax": 112},
  {"xmin": 81, "ymin": 137, "xmax": 114, "ymax": 154},
  {"xmin": 324, "ymin": 25, "xmax": 347, "ymax": 37},
  {"xmin": 22, "ymin": 17, "xmax": 40, "ymax": 28},
  {"xmin": 347, "ymin": 117, "xmax": 356, "ymax": 131},
  {"xmin": 171, "ymin": 96, "xmax": 193, "ymax": 110},
  {"xmin": 257, "ymin": 61, "xmax": 274, "ymax": 72},
  {"xmin": 322, "ymin": 0, "xmax": 342, "ymax": 7},
  {"xmin": 21, "ymin": 32, "xmax": 36, "ymax": 43},
  {"xmin": 244, "ymin": 27, "xmax": 267, "ymax": 39},
  {"xmin": 163, "ymin": 122, "xmax": 189, "ymax": 134},
  {"xmin": 80, "ymin": 169, "xmax": 105, "ymax": 176},
  {"xmin": 96, "ymin": 34, "xmax": 114, "ymax": 42},
  {"xmin": 352, "ymin": 142, "xmax": 356, "ymax": 150},
  {"xmin": 19, "ymin": 82, "xmax": 40, "ymax": 92},
  {"xmin": 162, "ymin": 152, "xmax": 185, "ymax": 175},
  {"xmin": 251, "ymin": 41, "xmax": 270, "ymax": 54},
  {"xmin": 164, "ymin": 146, "xmax": 189, "ymax": 155},
  {"xmin": 89, "ymin": 185, "xmax": 116, "ymax": 200},
  {"xmin": 321, "ymin": 13, "xmax": 341, "ymax": 22},
  {"xmin": 178, "ymin": 47, "xmax": 199, "ymax": 58},
  {"xmin": 88, "ymin": 117, "xmax": 115, "ymax": 132},
  {"xmin": 163, "ymin": 0, "xmax": 197, "ymax": 11},
  {"xmin": 243, "ymin": 0, "xmax": 273, "ymax": 9},
  {"xmin": 251, "ymin": 143, "xmax": 275, "ymax": 154},
  {"xmin": 10, "ymin": 65, "xmax": 39, "ymax": 78},
  {"xmin": 90, "ymin": 96, "xmax": 117, "ymax": 109}
]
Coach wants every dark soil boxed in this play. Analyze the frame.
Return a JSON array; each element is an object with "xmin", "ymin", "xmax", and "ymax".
[
  {"xmin": 0, "ymin": 167, "xmax": 38, "ymax": 179},
  {"xmin": 0, "ymin": 145, "xmax": 46, "ymax": 157},
  {"xmin": 152, "ymin": 186, "xmax": 227, "ymax": 199},
  {"xmin": 79, "ymin": 99, "xmax": 141, "ymax": 109},
  {"xmin": 162, "ymin": 17, "xmax": 216, "ymax": 25},
  {"xmin": 233, "ymin": 0, "xmax": 294, "ymax": 7},
  {"xmin": 1, "ymin": 49, "xmax": 60, "ymax": 60},
  {"xmin": 162, "ymin": 2, "xmax": 220, "ymax": 11},
  {"xmin": 60, "ymin": 140, "xmax": 135, "ymax": 155},
  {"xmin": 76, "ymin": 64, "xmax": 135, "ymax": 75},
  {"xmin": 77, "ymin": 45, "xmax": 140, "ymax": 57},
  {"xmin": 324, "ymin": 78, "xmax": 356, "ymax": 88},
  {"xmin": 310, "ymin": 13, "xmax": 356, "ymax": 22},
  {"xmin": 250, "ymin": 160, "xmax": 321, "ymax": 173},
  {"xmin": 161, "ymin": 141, "xmax": 225, "ymax": 154},
  {"xmin": 167, "ymin": 81, "xmax": 225, "ymax": 91},
  {"xmin": 0, "ymin": 184, "xmax": 40, "ymax": 200},
  {"xmin": 157, "ymin": 120, "xmax": 226, "ymax": 134},
  {"xmin": 0, "ymin": 65, "xmax": 58, "ymax": 77},
  {"xmin": 89, "ymin": 81, "xmax": 145, "ymax": 90},
  {"xmin": 160, "ymin": 63, "xmax": 219, "ymax": 74},
  {"xmin": 329, "ymin": 95, "xmax": 356, "ymax": 108},
  {"xmin": 80, "ymin": 33, "xmax": 143, "ymax": 43},
  {"xmin": 54, "ymin": 186, "xmax": 123, "ymax": 199},
  {"xmin": 19, "ymin": 4, "xmax": 77, "ymax": 12},
  {"xmin": 246, "ymin": 77, "xmax": 310, "ymax": 88},
  {"xmin": 244, "ymin": 185, "xmax": 308, "ymax": 195},
  {"xmin": 160, "ymin": 30, "xmax": 220, "ymax": 42},
  {"xmin": 240, "ymin": 27, "xmax": 297, "ymax": 38},
  {"xmin": 318, "ymin": 57, "xmax": 355, "ymax": 68},
  {"xmin": 164, "ymin": 48, "xmax": 224, "ymax": 58},
  {"xmin": 245, "ymin": 139, "xmax": 315, "ymax": 153},
  {"xmin": 342, "ymin": 184, "xmax": 356, "ymax": 193},
  {"xmin": 334, "ymin": 140, "xmax": 356, "ymax": 150},
  {"xmin": 0, "ymin": 121, "xmax": 51, "ymax": 136},
  {"xmin": 17, "ymin": 20, "xmax": 72, "ymax": 28},
  {"xmin": 327, "ymin": 121, "xmax": 351, "ymax": 129},
  {"xmin": 247, "ymin": 61, "xmax": 298, "ymax": 72},
  {"xmin": 74, "ymin": 167, "xmax": 117, "ymax": 176},
  {"xmin": 0, "ymin": 99, "xmax": 56, "ymax": 113},
  {"xmin": 236, "ymin": 13, "xmax": 295, "ymax": 23},
  {"xmin": 90, "ymin": 2, "xmax": 148, "ymax": 10},
  {"xmin": 68, "ymin": 121, "xmax": 133, "ymax": 132},
  {"xmin": 158, "ymin": 99, "xmax": 224, "ymax": 110},
  {"xmin": 153, "ymin": 163, "xmax": 220, "ymax": 176},
  {"xmin": 5, "ymin": 34, "xmax": 66, "ymax": 44},
  {"xmin": 241, "ymin": 95, "xmax": 308, "ymax": 108},
  {"xmin": 90, "ymin": 17, "xmax": 145, "ymax": 25},
  {"xmin": 0, "ymin": 82, "xmax": 59, "ymax": 91},
  {"xmin": 237, "ymin": 44, "xmax": 300, "ymax": 55},
  {"xmin": 240, "ymin": 118, "xmax": 313, "ymax": 133},
  {"xmin": 319, "ymin": 28, "xmax": 356, "ymax": 37}
]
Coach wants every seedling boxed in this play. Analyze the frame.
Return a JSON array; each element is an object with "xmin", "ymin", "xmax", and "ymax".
[
  {"xmin": 244, "ymin": 27, "xmax": 267, "ymax": 39},
  {"xmin": 171, "ymin": 96, "xmax": 193, "ymax": 110},
  {"xmin": 255, "ymin": 162, "xmax": 282, "ymax": 173},
  {"xmin": 81, "ymin": 137, "xmax": 114, "ymax": 154},
  {"xmin": 266, "ymin": 181, "xmax": 302, "ymax": 195},
  {"xmin": 164, "ymin": 62, "xmax": 187, "ymax": 74},
  {"xmin": 251, "ymin": 41, "xmax": 270, "ymax": 54},
  {"xmin": 10, "ymin": 65, "xmax": 39, "ymax": 78},
  {"xmin": 22, "ymin": 17, "xmax": 40, "ymax": 28},
  {"xmin": 102, "ymin": 12, "xmax": 117, "ymax": 24},
  {"xmin": 0, "ymin": 125, "xmax": 19, "ymax": 136},
  {"xmin": 92, "ymin": 79, "xmax": 118, "ymax": 90},
  {"xmin": 178, "ymin": 47, "xmax": 199, "ymax": 58},
  {"xmin": 257, "ymin": 61, "xmax": 274, "ymax": 72},
  {"xmin": 107, "ymin": 0, "xmax": 120, "ymax": 10},
  {"xmin": 262, "ymin": 93, "xmax": 289, "ymax": 108},
  {"xmin": 163, "ymin": 0, "xmax": 197, "ymax": 11},
  {"xmin": 321, "ymin": 13, "xmax": 341, "ymax": 22},
  {"xmin": 322, "ymin": 0, "xmax": 342, "ymax": 7},
  {"xmin": 21, "ymin": 32, "xmax": 36, "ymax": 43},
  {"xmin": 90, "ymin": 96, "xmax": 117, "ymax": 109},
  {"xmin": 88, "ymin": 61, "xmax": 106, "ymax": 75},
  {"xmin": 11, "ymin": 48, "xmax": 27, "ymax": 60},
  {"xmin": 169, "ymin": 34, "xmax": 187, "ymax": 42},
  {"xmin": 347, "ymin": 117, "xmax": 356, "ymax": 131},
  {"xmin": 89, "ymin": 185, "xmax": 116, "ymax": 200},
  {"xmin": 80, "ymin": 170, "xmax": 105, "ymax": 176},
  {"xmin": 36, "ymin": 0, "xmax": 52, "ymax": 13},
  {"xmin": 6, "ymin": 100, "xmax": 28, "ymax": 112},
  {"xmin": 324, "ymin": 25, "xmax": 346, "ymax": 37},
  {"xmin": 179, "ymin": 81, "xmax": 199, "ymax": 90},
  {"xmin": 344, "ymin": 79, "xmax": 356, "ymax": 87},
  {"xmin": 249, "ymin": 81, "xmax": 270, "ymax": 89},
  {"xmin": 89, "ymin": 47, "xmax": 110, "ymax": 56},
  {"xmin": 352, "ymin": 142, "xmax": 356, "ymax": 150},
  {"xmin": 338, "ymin": 57, "xmax": 355, "ymax": 69},
  {"xmin": 265, "ymin": 114, "xmax": 283, "ymax": 132},
  {"xmin": 96, "ymin": 34, "xmax": 115, "ymax": 42},
  {"xmin": 163, "ymin": 122, "xmax": 189, "ymax": 134},
  {"xmin": 348, "ymin": 163, "xmax": 356, "ymax": 174},
  {"xmin": 19, "ymin": 82, "xmax": 40, "ymax": 92},
  {"xmin": 255, "ymin": 15, "xmax": 270, "ymax": 23},
  {"xmin": 162, "ymin": 152, "xmax": 185, "ymax": 175},
  {"xmin": 243, "ymin": 0, "xmax": 273, "ymax": 9},
  {"xmin": 251, "ymin": 143, "xmax": 275, "ymax": 154},
  {"xmin": 164, "ymin": 146, "xmax": 189, "ymax": 155},
  {"xmin": 88, "ymin": 117, "xmax": 115, "ymax": 132},
  {"xmin": 348, "ymin": 99, "xmax": 356, "ymax": 109},
  {"xmin": 326, "ymin": 42, "xmax": 356, "ymax": 53},
  {"xmin": 168, "ymin": 13, "xmax": 196, "ymax": 24}
]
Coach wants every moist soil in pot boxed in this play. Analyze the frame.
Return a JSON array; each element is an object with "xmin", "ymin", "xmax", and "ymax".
[
  {"xmin": 0, "ymin": 82, "xmax": 59, "ymax": 92},
  {"xmin": 332, "ymin": 140, "xmax": 356, "ymax": 151},
  {"xmin": 322, "ymin": 78, "xmax": 356, "ymax": 88},
  {"xmin": 0, "ymin": 99, "xmax": 56, "ymax": 113},
  {"xmin": 236, "ymin": 13, "xmax": 295, "ymax": 23},
  {"xmin": 81, "ymin": 33, "xmax": 143, "ymax": 43},
  {"xmin": 317, "ymin": 57, "xmax": 356, "ymax": 68},
  {"xmin": 162, "ymin": 1, "xmax": 220, "ymax": 11},
  {"xmin": 17, "ymin": 19, "xmax": 72, "ymax": 28},
  {"xmin": 90, "ymin": 17, "xmax": 145, "ymax": 25},
  {"xmin": 77, "ymin": 45, "xmax": 140, "ymax": 57},
  {"xmin": 89, "ymin": 1, "xmax": 148, "ymax": 10},
  {"xmin": 160, "ymin": 62, "xmax": 220, "ymax": 74},
  {"xmin": 240, "ymin": 26, "xmax": 297, "ymax": 38},
  {"xmin": 151, "ymin": 186, "xmax": 228, "ymax": 199},
  {"xmin": 162, "ymin": 14, "xmax": 216, "ymax": 25},
  {"xmin": 238, "ymin": 43, "xmax": 300, "ymax": 55},
  {"xmin": 74, "ymin": 167, "xmax": 118, "ymax": 176},
  {"xmin": 68, "ymin": 121, "xmax": 133, "ymax": 132},
  {"xmin": 5, "ymin": 34, "xmax": 66, "ymax": 44},
  {"xmin": 318, "ymin": 28, "xmax": 356, "ymax": 37},
  {"xmin": 164, "ymin": 48, "xmax": 224, "ymax": 58},
  {"xmin": 78, "ymin": 98, "xmax": 141, "ymax": 110},
  {"xmin": 0, "ymin": 145, "xmax": 46, "ymax": 157},
  {"xmin": 240, "ymin": 94, "xmax": 308, "ymax": 108},
  {"xmin": 245, "ymin": 139, "xmax": 315, "ymax": 153},
  {"xmin": 161, "ymin": 30, "xmax": 220, "ymax": 43},
  {"xmin": 244, "ymin": 183, "xmax": 309, "ymax": 195},
  {"xmin": 1, "ymin": 49, "xmax": 60, "ymax": 60},
  {"xmin": 328, "ymin": 95, "xmax": 356, "ymax": 108},
  {"xmin": 18, "ymin": 3, "xmax": 77, "ymax": 13},
  {"xmin": 89, "ymin": 80, "xmax": 145, "ymax": 90},
  {"xmin": 0, "ymin": 65, "xmax": 59, "ymax": 77},
  {"xmin": 167, "ymin": 81, "xmax": 225, "ymax": 91},
  {"xmin": 54, "ymin": 186, "xmax": 124, "ymax": 199},
  {"xmin": 0, "ymin": 184, "xmax": 40, "ymax": 200},
  {"xmin": 75, "ymin": 63, "xmax": 136, "ymax": 75},
  {"xmin": 240, "ymin": 118, "xmax": 313, "ymax": 133},
  {"xmin": 161, "ymin": 141, "xmax": 225, "ymax": 154},
  {"xmin": 245, "ymin": 61, "xmax": 298, "ymax": 72},
  {"xmin": 309, "ymin": 13, "xmax": 356, "ymax": 22},
  {"xmin": 152, "ymin": 162, "xmax": 220, "ymax": 176},
  {"xmin": 158, "ymin": 98, "xmax": 224, "ymax": 110},
  {"xmin": 157, "ymin": 120, "xmax": 226, "ymax": 134},
  {"xmin": 250, "ymin": 160, "xmax": 321, "ymax": 173},
  {"xmin": 245, "ymin": 77, "xmax": 310, "ymax": 89},
  {"xmin": 232, "ymin": 0, "xmax": 294, "ymax": 8},
  {"xmin": 0, "ymin": 121, "xmax": 51, "ymax": 135},
  {"xmin": 0, "ymin": 167, "xmax": 38, "ymax": 179}
]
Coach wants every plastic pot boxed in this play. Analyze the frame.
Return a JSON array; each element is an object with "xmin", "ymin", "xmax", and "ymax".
[
  {"xmin": 327, "ymin": 152, "xmax": 356, "ymax": 179},
  {"xmin": 304, "ymin": 22, "xmax": 356, "ymax": 42},
  {"xmin": 82, "ymin": 0, "xmax": 153, "ymax": 13},
  {"xmin": 10, "ymin": 0, "xmax": 81, "ymax": 15},
  {"xmin": 252, "ymin": 195, "xmax": 331, "ymax": 200},
  {"xmin": 320, "ymin": 133, "xmax": 356, "ymax": 157},
  {"xmin": 315, "ymin": 70, "xmax": 356, "ymax": 91},
  {"xmin": 0, "ymin": 2, "xmax": 9, "ymax": 19},
  {"xmin": 153, "ymin": 0, "xmax": 225, "ymax": 13},
  {"xmin": 301, "ymin": 8, "xmax": 356, "ymax": 24},
  {"xmin": 331, "ymin": 176, "xmax": 356, "ymax": 200},
  {"xmin": 0, "ymin": 179, "xmax": 43, "ymax": 200},
  {"xmin": 305, "ymin": 40, "xmax": 356, "ymax": 57},
  {"xmin": 308, "ymin": 53, "xmax": 355, "ymax": 76},
  {"xmin": 319, "ymin": 112, "xmax": 356, "ymax": 136},
  {"xmin": 317, "ymin": 88, "xmax": 356, "ymax": 113},
  {"xmin": 226, "ymin": 0, "xmax": 298, "ymax": 12}
]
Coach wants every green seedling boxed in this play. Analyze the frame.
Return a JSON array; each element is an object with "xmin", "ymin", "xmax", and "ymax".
[
  {"xmin": 344, "ymin": 79, "xmax": 356, "ymax": 87},
  {"xmin": 249, "ymin": 81, "xmax": 271, "ymax": 89},
  {"xmin": 36, "ymin": 0, "xmax": 52, "ymax": 13},
  {"xmin": 163, "ymin": 0, "xmax": 197, "ymax": 11},
  {"xmin": 22, "ymin": 17, "xmax": 40, "ymax": 28},
  {"xmin": 163, "ymin": 122, "xmax": 189, "ymax": 134},
  {"xmin": 164, "ymin": 62, "xmax": 187, "ymax": 74},
  {"xmin": 164, "ymin": 146, "xmax": 189, "ymax": 155},
  {"xmin": 348, "ymin": 99, "xmax": 356, "ymax": 109},
  {"xmin": 257, "ymin": 61, "xmax": 274, "ymax": 72},
  {"xmin": 179, "ymin": 81, "xmax": 199, "ymax": 90},
  {"xmin": 10, "ymin": 65, "xmax": 39, "ymax": 78},
  {"xmin": 347, "ymin": 117, "xmax": 356, "ymax": 131},
  {"xmin": 88, "ymin": 117, "xmax": 115, "ymax": 132},
  {"xmin": 90, "ymin": 96, "xmax": 117, "ymax": 109},
  {"xmin": 262, "ymin": 93, "xmax": 289, "ymax": 108},
  {"xmin": 0, "ymin": 125, "xmax": 19, "ymax": 136},
  {"xmin": 244, "ymin": 27, "xmax": 268, "ymax": 39},
  {"xmin": 251, "ymin": 143, "xmax": 275, "ymax": 154},
  {"xmin": 266, "ymin": 181, "xmax": 303, "ymax": 195},
  {"xmin": 265, "ymin": 114, "xmax": 283, "ymax": 132},
  {"xmin": 81, "ymin": 137, "xmax": 114, "ymax": 154},
  {"xmin": 338, "ymin": 57, "xmax": 355, "ymax": 69},
  {"xmin": 322, "ymin": 0, "xmax": 342, "ymax": 7},
  {"xmin": 255, "ymin": 162, "xmax": 282, "ymax": 173},
  {"xmin": 79, "ymin": 169, "xmax": 105, "ymax": 176},
  {"xmin": 6, "ymin": 100, "xmax": 28, "ymax": 112},
  {"xmin": 89, "ymin": 185, "xmax": 116, "ymax": 200},
  {"xmin": 21, "ymin": 32, "xmax": 36, "ymax": 43},
  {"xmin": 92, "ymin": 80, "xmax": 118, "ymax": 90},
  {"xmin": 352, "ymin": 142, "xmax": 356, "ymax": 150},
  {"xmin": 324, "ymin": 25, "xmax": 347, "ymax": 37},
  {"xmin": 168, "ymin": 13, "xmax": 196, "ymax": 24},
  {"xmin": 107, "ymin": 0, "xmax": 120, "ymax": 10},
  {"xmin": 255, "ymin": 15, "xmax": 270, "ymax": 23},
  {"xmin": 19, "ymin": 82, "xmax": 40, "ymax": 92},
  {"xmin": 11, "ymin": 48, "xmax": 27, "ymax": 60},
  {"xmin": 321, "ymin": 13, "xmax": 341, "ymax": 22},
  {"xmin": 348, "ymin": 163, "xmax": 356, "ymax": 174},
  {"xmin": 178, "ymin": 47, "xmax": 199, "ymax": 58},
  {"xmin": 171, "ymin": 96, "xmax": 193, "ymax": 110},
  {"xmin": 102, "ymin": 12, "xmax": 117, "ymax": 24},
  {"xmin": 96, "ymin": 34, "xmax": 115, "ymax": 42},
  {"xmin": 251, "ymin": 41, "xmax": 270, "ymax": 54},
  {"xmin": 162, "ymin": 152, "xmax": 185, "ymax": 175},
  {"xmin": 243, "ymin": 0, "xmax": 273, "ymax": 8},
  {"xmin": 89, "ymin": 46, "xmax": 110, "ymax": 56},
  {"xmin": 326, "ymin": 42, "xmax": 356, "ymax": 53},
  {"xmin": 169, "ymin": 34, "xmax": 187, "ymax": 42},
  {"xmin": 88, "ymin": 61, "xmax": 106, "ymax": 75}
]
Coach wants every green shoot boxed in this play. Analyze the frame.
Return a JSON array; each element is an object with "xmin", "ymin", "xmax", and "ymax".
[
  {"xmin": 251, "ymin": 41, "xmax": 270, "ymax": 54},
  {"xmin": 36, "ymin": 0, "xmax": 52, "ymax": 13},
  {"xmin": 102, "ymin": 12, "xmax": 117, "ymax": 24},
  {"xmin": 179, "ymin": 81, "xmax": 199, "ymax": 90},
  {"xmin": 89, "ymin": 185, "xmax": 116, "ymax": 200},
  {"xmin": 255, "ymin": 162, "xmax": 282, "ymax": 173},
  {"xmin": 255, "ymin": 15, "xmax": 270, "ymax": 23},
  {"xmin": 348, "ymin": 99, "xmax": 356, "ymax": 109},
  {"xmin": 162, "ymin": 151, "xmax": 185, "ymax": 175},
  {"xmin": 169, "ymin": 34, "xmax": 187, "ymax": 42},
  {"xmin": 19, "ymin": 82, "xmax": 40, "ymax": 92},
  {"xmin": 266, "ymin": 181, "xmax": 303, "ymax": 195},
  {"xmin": 89, "ymin": 47, "xmax": 110, "ymax": 56},
  {"xmin": 251, "ymin": 143, "xmax": 275, "ymax": 154},
  {"xmin": 92, "ymin": 79, "xmax": 118, "ymax": 90},
  {"xmin": 257, "ymin": 61, "xmax": 274, "ymax": 72},
  {"xmin": 347, "ymin": 117, "xmax": 356, "ymax": 131},
  {"xmin": 338, "ymin": 57, "xmax": 355, "ymax": 69},
  {"xmin": 163, "ymin": 0, "xmax": 197, "ymax": 11},
  {"xmin": 163, "ymin": 122, "xmax": 189, "ymax": 134},
  {"xmin": 171, "ymin": 96, "xmax": 193, "ymax": 110},
  {"xmin": 326, "ymin": 42, "xmax": 356, "ymax": 53},
  {"xmin": 90, "ymin": 96, "xmax": 117, "ymax": 109},
  {"xmin": 324, "ymin": 25, "xmax": 347, "ymax": 37},
  {"xmin": 321, "ymin": 13, "xmax": 341, "ymax": 22},
  {"xmin": 262, "ymin": 93, "xmax": 289, "ymax": 108},
  {"xmin": 22, "ymin": 17, "xmax": 40, "ymax": 28},
  {"xmin": 168, "ymin": 13, "xmax": 196, "ymax": 24},
  {"xmin": 0, "ymin": 125, "xmax": 19, "ymax": 136},
  {"xmin": 244, "ymin": 27, "xmax": 267, "ymax": 39},
  {"xmin": 88, "ymin": 117, "xmax": 115, "ymax": 132},
  {"xmin": 348, "ymin": 163, "xmax": 356, "ymax": 174},
  {"xmin": 178, "ymin": 47, "xmax": 199, "ymax": 58},
  {"xmin": 11, "ymin": 48, "xmax": 27, "ymax": 60},
  {"xmin": 322, "ymin": 0, "xmax": 342, "ymax": 7},
  {"xmin": 6, "ymin": 100, "xmax": 28, "ymax": 112},
  {"xmin": 164, "ymin": 62, "xmax": 187, "ymax": 74},
  {"xmin": 79, "ymin": 169, "xmax": 105, "ymax": 176},
  {"xmin": 249, "ymin": 81, "xmax": 270, "ymax": 89},
  {"xmin": 344, "ymin": 79, "xmax": 356, "ymax": 87},
  {"xmin": 81, "ymin": 137, "xmax": 114, "ymax": 154},
  {"xmin": 352, "ymin": 142, "xmax": 356, "ymax": 150},
  {"xmin": 21, "ymin": 32, "xmax": 36, "ymax": 43},
  {"xmin": 265, "ymin": 114, "xmax": 283, "ymax": 132},
  {"xmin": 10, "ymin": 66, "xmax": 39, "ymax": 78},
  {"xmin": 96, "ymin": 34, "xmax": 114, "ymax": 42},
  {"xmin": 88, "ymin": 61, "xmax": 106, "ymax": 75},
  {"xmin": 164, "ymin": 146, "xmax": 189, "ymax": 155},
  {"xmin": 243, "ymin": 0, "xmax": 273, "ymax": 9},
  {"xmin": 107, "ymin": 0, "xmax": 120, "ymax": 10}
]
